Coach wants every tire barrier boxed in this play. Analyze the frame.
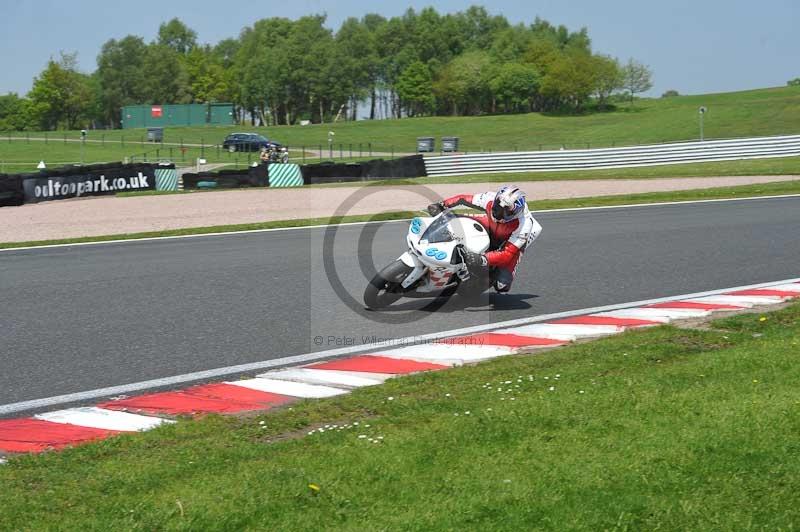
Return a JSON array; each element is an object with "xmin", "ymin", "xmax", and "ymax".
[
  {"xmin": 423, "ymin": 134, "xmax": 800, "ymax": 177},
  {"xmin": 182, "ymin": 164, "xmax": 269, "ymax": 189},
  {"xmin": 0, "ymin": 174, "xmax": 25, "ymax": 207},
  {"xmin": 0, "ymin": 163, "xmax": 170, "ymax": 207},
  {"xmin": 300, "ymin": 155, "xmax": 427, "ymax": 184}
]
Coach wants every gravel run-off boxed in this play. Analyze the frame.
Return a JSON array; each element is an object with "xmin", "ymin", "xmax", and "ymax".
[{"xmin": 2, "ymin": 175, "xmax": 798, "ymax": 243}]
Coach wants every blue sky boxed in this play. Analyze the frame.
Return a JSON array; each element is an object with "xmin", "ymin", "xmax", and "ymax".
[{"xmin": 1, "ymin": 0, "xmax": 796, "ymax": 97}]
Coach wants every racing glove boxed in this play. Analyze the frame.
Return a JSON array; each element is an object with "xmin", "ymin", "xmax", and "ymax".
[
  {"xmin": 463, "ymin": 249, "xmax": 489, "ymax": 275},
  {"xmin": 427, "ymin": 202, "xmax": 445, "ymax": 216}
]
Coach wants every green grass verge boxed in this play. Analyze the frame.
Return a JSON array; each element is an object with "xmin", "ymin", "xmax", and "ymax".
[
  {"xmin": 528, "ymin": 177, "xmax": 800, "ymax": 210},
  {"xmin": 2, "ymin": 85, "xmax": 800, "ymax": 169},
  {"xmin": 3, "ymin": 179, "xmax": 799, "ymax": 250},
  {"xmin": 0, "ymin": 211, "xmax": 420, "ymax": 249},
  {"xmin": 2, "ymin": 302, "xmax": 799, "ymax": 529}
]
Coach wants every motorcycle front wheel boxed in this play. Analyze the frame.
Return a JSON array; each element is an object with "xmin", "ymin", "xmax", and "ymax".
[{"xmin": 364, "ymin": 260, "xmax": 413, "ymax": 309}]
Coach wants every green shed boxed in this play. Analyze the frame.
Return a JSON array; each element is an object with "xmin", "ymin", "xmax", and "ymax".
[{"xmin": 121, "ymin": 103, "xmax": 235, "ymax": 129}]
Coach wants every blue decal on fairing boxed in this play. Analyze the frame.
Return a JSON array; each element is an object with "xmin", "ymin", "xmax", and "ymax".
[
  {"xmin": 425, "ymin": 247, "xmax": 448, "ymax": 260},
  {"xmin": 410, "ymin": 217, "xmax": 422, "ymax": 234}
]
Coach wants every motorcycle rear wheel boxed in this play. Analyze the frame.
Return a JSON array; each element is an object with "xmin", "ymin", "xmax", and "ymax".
[{"xmin": 364, "ymin": 260, "xmax": 413, "ymax": 309}]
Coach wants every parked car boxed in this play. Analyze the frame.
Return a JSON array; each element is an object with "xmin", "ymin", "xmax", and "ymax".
[{"xmin": 222, "ymin": 133, "xmax": 281, "ymax": 153}]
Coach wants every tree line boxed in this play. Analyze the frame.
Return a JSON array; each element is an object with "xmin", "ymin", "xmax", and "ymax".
[{"xmin": 0, "ymin": 6, "xmax": 654, "ymax": 131}]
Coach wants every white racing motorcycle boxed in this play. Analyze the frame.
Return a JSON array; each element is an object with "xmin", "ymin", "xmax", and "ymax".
[{"xmin": 363, "ymin": 208, "xmax": 492, "ymax": 309}]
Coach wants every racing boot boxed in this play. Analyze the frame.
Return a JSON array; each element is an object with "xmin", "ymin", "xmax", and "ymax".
[{"xmin": 492, "ymin": 268, "xmax": 513, "ymax": 293}]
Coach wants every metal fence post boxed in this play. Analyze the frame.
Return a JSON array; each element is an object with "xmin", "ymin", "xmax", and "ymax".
[
  {"xmin": 122, "ymin": 135, "xmax": 125, "ymax": 148},
  {"xmin": 201, "ymin": 138, "xmax": 204, "ymax": 158},
  {"xmin": 369, "ymin": 143, "xmax": 372, "ymax": 157},
  {"xmin": 45, "ymin": 132, "xmax": 48, "ymax": 144},
  {"xmin": 319, "ymin": 145, "xmax": 322, "ymax": 162}
]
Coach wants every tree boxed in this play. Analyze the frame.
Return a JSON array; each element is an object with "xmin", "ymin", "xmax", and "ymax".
[
  {"xmin": 25, "ymin": 8, "xmax": 620, "ymax": 127},
  {"xmin": 335, "ymin": 17, "xmax": 377, "ymax": 120},
  {"xmin": 396, "ymin": 61, "xmax": 435, "ymax": 116},
  {"xmin": 96, "ymin": 36, "xmax": 147, "ymax": 127},
  {"xmin": 539, "ymin": 50, "xmax": 598, "ymax": 111},
  {"xmin": 140, "ymin": 44, "xmax": 190, "ymax": 104},
  {"xmin": 490, "ymin": 63, "xmax": 539, "ymax": 113},
  {"xmin": 360, "ymin": 14, "xmax": 388, "ymax": 119},
  {"xmin": 185, "ymin": 47, "xmax": 233, "ymax": 103},
  {"xmin": 622, "ymin": 58, "xmax": 653, "ymax": 103},
  {"xmin": 28, "ymin": 52, "xmax": 93, "ymax": 130},
  {"xmin": 451, "ymin": 5, "xmax": 509, "ymax": 51},
  {"xmin": 788, "ymin": 78, "xmax": 800, "ymax": 87},
  {"xmin": 236, "ymin": 17, "xmax": 293, "ymax": 125},
  {"xmin": 489, "ymin": 25, "xmax": 534, "ymax": 62},
  {"xmin": 530, "ymin": 17, "xmax": 591, "ymax": 53},
  {"xmin": 0, "ymin": 93, "xmax": 31, "ymax": 130},
  {"xmin": 212, "ymin": 38, "xmax": 240, "ymax": 68},
  {"xmin": 284, "ymin": 15, "xmax": 337, "ymax": 124},
  {"xmin": 592, "ymin": 55, "xmax": 623, "ymax": 108},
  {"xmin": 662, "ymin": 89, "xmax": 680, "ymax": 97},
  {"xmin": 434, "ymin": 51, "xmax": 493, "ymax": 115},
  {"xmin": 157, "ymin": 18, "xmax": 197, "ymax": 55}
]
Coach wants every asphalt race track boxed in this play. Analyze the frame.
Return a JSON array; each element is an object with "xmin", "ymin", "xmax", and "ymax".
[{"xmin": 1, "ymin": 196, "xmax": 799, "ymax": 408}]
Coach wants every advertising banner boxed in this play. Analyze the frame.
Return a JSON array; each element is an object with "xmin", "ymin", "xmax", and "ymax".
[{"xmin": 22, "ymin": 165, "xmax": 157, "ymax": 203}]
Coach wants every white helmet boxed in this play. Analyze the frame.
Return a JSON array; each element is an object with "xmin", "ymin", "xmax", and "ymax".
[{"xmin": 491, "ymin": 185, "xmax": 526, "ymax": 223}]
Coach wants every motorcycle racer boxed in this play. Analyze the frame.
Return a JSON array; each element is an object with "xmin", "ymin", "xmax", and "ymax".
[{"xmin": 427, "ymin": 185, "xmax": 542, "ymax": 292}]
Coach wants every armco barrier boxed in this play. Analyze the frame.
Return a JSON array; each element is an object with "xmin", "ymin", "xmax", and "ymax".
[{"xmin": 423, "ymin": 135, "xmax": 800, "ymax": 176}]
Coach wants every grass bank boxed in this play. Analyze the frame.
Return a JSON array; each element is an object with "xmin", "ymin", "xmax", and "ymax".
[
  {"xmin": 1, "ymin": 302, "xmax": 798, "ymax": 529},
  {"xmin": 2, "ymin": 85, "xmax": 800, "ymax": 170}
]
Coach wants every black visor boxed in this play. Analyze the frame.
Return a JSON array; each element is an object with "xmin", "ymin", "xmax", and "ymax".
[{"xmin": 492, "ymin": 201, "xmax": 514, "ymax": 222}]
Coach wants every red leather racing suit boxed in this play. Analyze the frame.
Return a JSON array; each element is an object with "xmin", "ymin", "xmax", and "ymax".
[{"xmin": 442, "ymin": 191, "xmax": 542, "ymax": 280}]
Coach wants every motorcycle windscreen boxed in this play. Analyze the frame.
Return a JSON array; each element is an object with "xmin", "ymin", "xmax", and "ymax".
[{"xmin": 420, "ymin": 212, "xmax": 458, "ymax": 243}]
